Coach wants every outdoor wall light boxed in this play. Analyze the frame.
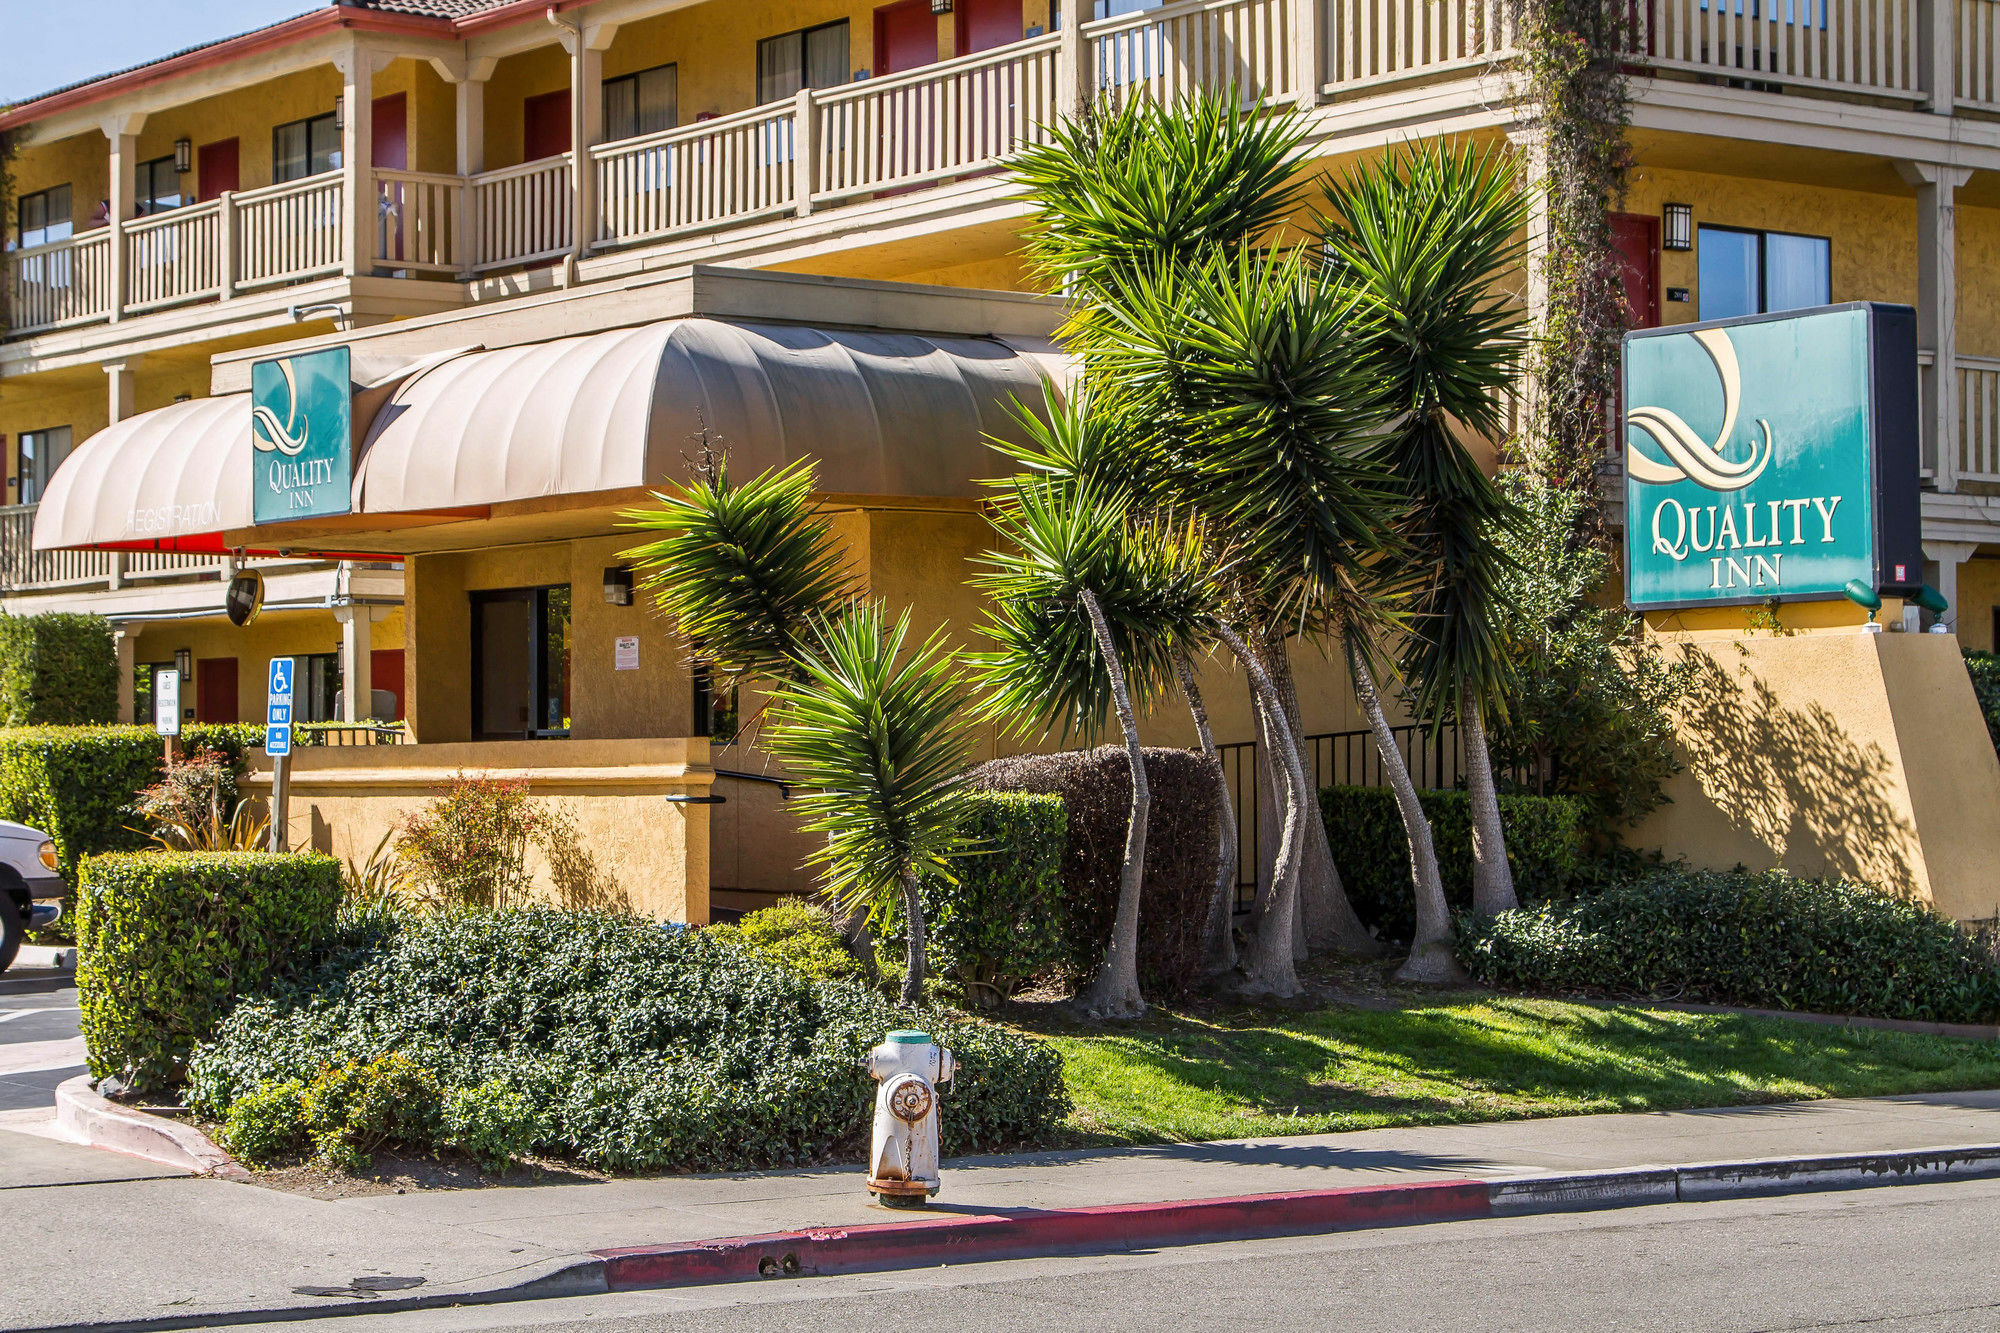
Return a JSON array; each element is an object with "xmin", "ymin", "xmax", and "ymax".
[
  {"xmin": 1663, "ymin": 202, "xmax": 1693, "ymax": 251},
  {"xmin": 603, "ymin": 566, "xmax": 634, "ymax": 606},
  {"xmin": 173, "ymin": 648, "xmax": 192, "ymax": 676},
  {"xmin": 332, "ymin": 95, "xmax": 344, "ymax": 132},
  {"xmin": 173, "ymin": 138, "xmax": 192, "ymax": 174},
  {"xmin": 931, "ymin": 0, "xmax": 953, "ymax": 12}
]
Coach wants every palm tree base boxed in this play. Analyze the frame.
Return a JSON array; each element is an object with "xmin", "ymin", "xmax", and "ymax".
[
  {"xmin": 1081, "ymin": 987, "xmax": 1147, "ymax": 1022},
  {"xmin": 1394, "ymin": 940, "xmax": 1468, "ymax": 985}
]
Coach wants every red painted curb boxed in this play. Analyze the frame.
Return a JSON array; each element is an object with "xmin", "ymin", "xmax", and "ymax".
[{"xmin": 596, "ymin": 1178, "xmax": 1492, "ymax": 1289}]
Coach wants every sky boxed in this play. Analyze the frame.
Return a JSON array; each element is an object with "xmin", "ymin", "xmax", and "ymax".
[{"xmin": 1, "ymin": 1, "xmax": 318, "ymax": 106}]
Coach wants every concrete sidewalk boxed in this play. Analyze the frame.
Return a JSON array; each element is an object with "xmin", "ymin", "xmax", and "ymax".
[{"xmin": 9, "ymin": 1089, "xmax": 2000, "ymax": 1331}]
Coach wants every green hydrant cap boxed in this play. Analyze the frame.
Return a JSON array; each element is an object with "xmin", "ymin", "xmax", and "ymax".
[{"xmin": 885, "ymin": 1030, "xmax": 932, "ymax": 1045}]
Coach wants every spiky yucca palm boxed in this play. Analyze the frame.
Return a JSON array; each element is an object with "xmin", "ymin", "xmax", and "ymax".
[
  {"xmin": 971, "ymin": 473, "xmax": 1216, "ymax": 1018},
  {"xmin": 766, "ymin": 606, "xmax": 973, "ymax": 1003},
  {"xmin": 1319, "ymin": 143, "xmax": 1529, "ymax": 920},
  {"xmin": 619, "ymin": 457, "xmax": 856, "ymax": 686}
]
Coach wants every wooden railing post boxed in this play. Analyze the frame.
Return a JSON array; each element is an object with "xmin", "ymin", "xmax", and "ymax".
[
  {"xmin": 794, "ymin": 87, "xmax": 819, "ymax": 218},
  {"xmin": 1293, "ymin": 0, "xmax": 1326, "ymax": 106},
  {"xmin": 217, "ymin": 191, "xmax": 237, "ymax": 300},
  {"xmin": 1057, "ymin": 0, "xmax": 1092, "ymax": 118}
]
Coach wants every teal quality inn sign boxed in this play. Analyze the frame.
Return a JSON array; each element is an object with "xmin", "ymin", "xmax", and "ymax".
[
  {"xmin": 251, "ymin": 345, "xmax": 353, "ymax": 526},
  {"xmin": 1623, "ymin": 302, "xmax": 1924, "ymax": 612}
]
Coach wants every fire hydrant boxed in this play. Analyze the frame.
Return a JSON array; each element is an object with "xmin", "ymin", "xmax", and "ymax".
[{"xmin": 865, "ymin": 1029, "xmax": 953, "ymax": 1208}]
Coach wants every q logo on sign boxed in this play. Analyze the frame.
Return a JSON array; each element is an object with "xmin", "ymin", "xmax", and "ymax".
[
  {"xmin": 1625, "ymin": 327, "xmax": 1773, "ymax": 493},
  {"xmin": 251, "ymin": 358, "xmax": 310, "ymax": 458}
]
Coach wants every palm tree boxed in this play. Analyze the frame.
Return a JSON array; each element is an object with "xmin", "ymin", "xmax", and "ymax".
[
  {"xmin": 764, "ymin": 605, "xmax": 973, "ymax": 1003},
  {"xmin": 1318, "ymin": 143, "xmax": 1530, "ymax": 919},
  {"xmin": 971, "ymin": 469, "xmax": 1216, "ymax": 1018}
]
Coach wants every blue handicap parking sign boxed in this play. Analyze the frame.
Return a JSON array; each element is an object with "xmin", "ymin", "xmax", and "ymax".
[{"xmin": 266, "ymin": 657, "xmax": 296, "ymax": 757}]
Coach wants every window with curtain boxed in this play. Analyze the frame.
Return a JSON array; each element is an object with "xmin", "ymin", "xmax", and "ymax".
[
  {"xmin": 604, "ymin": 62, "xmax": 679, "ymax": 141},
  {"xmin": 18, "ymin": 426, "xmax": 73, "ymax": 504},
  {"xmin": 273, "ymin": 112, "xmax": 341, "ymax": 184},
  {"xmin": 756, "ymin": 20, "xmax": 849, "ymax": 103},
  {"xmin": 1697, "ymin": 225, "xmax": 1829, "ymax": 322},
  {"xmin": 135, "ymin": 156, "xmax": 182, "ymax": 215},
  {"xmin": 16, "ymin": 186, "xmax": 73, "ymax": 249}
]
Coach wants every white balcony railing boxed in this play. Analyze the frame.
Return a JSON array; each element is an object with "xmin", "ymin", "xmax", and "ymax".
[
  {"xmin": 376, "ymin": 169, "xmax": 463, "ymax": 274},
  {"xmin": 1327, "ymin": 0, "xmax": 1517, "ymax": 89},
  {"xmin": 7, "ymin": 231, "xmax": 112, "ymax": 333},
  {"xmin": 0, "ymin": 504, "xmax": 217, "ymax": 593},
  {"xmin": 234, "ymin": 173, "xmax": 346, "ymax": 289},
  {"xmin": 470, "ymin": 154, "xmax": 573, "ymax": 273},
  {"xmin": 594, "ymin": 101, "xmax": 801, "ymax": 248},
  {"xmin": 1959, "ymin": 355, "xmax": 2000, "ymax": 482},
  {"xmin": 1961, "ymin": 0, "xmax": 2000, "ymax": 105},
  {"xmin": 1637, "ymin": 0, "xmax": 1925, "ymax": 100},
  {"xmin": 1090, "ymin": 0, "xmax": 1295, "ymax": 107},
  {"xmin": 124, "ymin": 201, "xmax": 222, "ymax": 313}
]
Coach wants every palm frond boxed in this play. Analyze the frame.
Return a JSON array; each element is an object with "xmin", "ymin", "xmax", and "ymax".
[{"xmin": 618, "ymin": 456, "xmax": 857, "ymax": 685}]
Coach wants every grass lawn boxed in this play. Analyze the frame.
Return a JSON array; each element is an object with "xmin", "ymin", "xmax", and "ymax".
[{"xmin": 1017, "ymin": 995, "xmax": 2000, "ymax": 1146}]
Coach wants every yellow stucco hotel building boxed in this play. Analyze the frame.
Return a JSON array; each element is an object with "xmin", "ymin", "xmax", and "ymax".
[{"xmin": 6, "ymin": 0, "xmax": 2000, "ymax": 922}]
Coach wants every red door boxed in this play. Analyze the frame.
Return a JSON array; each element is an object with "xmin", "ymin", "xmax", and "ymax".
[
  {"xmin": 195, "ymin": 658, "xmax": 239, "ymax": 724},
  {"xmin": 370, "ymin": 649, "xmax": 406, "ymax": 720},
  {"xmin": 197, "ymin": 139, "xmax": 239, "ymax": 202},
  {"xmin": 957, "ymin": 0, "xmax": 1023, "ymax": 53},
  {"xmin": 1610, "ymin": 212, "xmax": 1661, "ymax": 331},
  {"xmin": 876, "ymin": 0, "xmax": 939, "ymax": 73},
  {"xmin": 523, "ymin": 90, "xmax": 572, "ymax": 160},
  {"xmin": 372, "ymin": 93, "xmax": 408, "ymax": 170}
]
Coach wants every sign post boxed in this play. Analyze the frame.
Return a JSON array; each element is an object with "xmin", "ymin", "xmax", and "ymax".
[
  {"xmin": 153, "ymin": 667, "xmax": 181, "ymax": 768},
  {"xmin": 266, "ymin": 657, "xmax": 295, "ymax": 853}
]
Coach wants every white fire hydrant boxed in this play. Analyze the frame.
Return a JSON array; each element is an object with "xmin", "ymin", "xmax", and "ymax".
[{"xmin": 865, "ymin": 1029, "xmax": 954, "ymax": 1208}]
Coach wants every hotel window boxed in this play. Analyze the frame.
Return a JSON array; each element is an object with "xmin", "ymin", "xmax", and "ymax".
[
  {"xmin": 135, "ymin": 155, "xmax": 183, "ymax": 215},
  {"xmin": 17, "ymin": 426, "xmax": 73, "ymax": 504},
  {"xmin": 273, "ymin": 112, "xmax": 340, "ymax": 184},
  {"xmin": 299, "ymin": 652, "xmax": 343, "ymax": 724},
  {"xmin": 16, "ymin": 185, "xmax": 73, "ymax": 249},
  {"xmin": 1697, "ymin": 225, "xmax": 1831, "ymax": 322},
  {"xmin": 471, "ymin": 586, "xmax": 572, "ymax": 740},
  {"xmin": 756, "ymin": 20, "xmax": 849, "ymax": 103},
  {"xmin": 604, "ymin": 62, "xmax": 679, "ymax": 141},
  {"xmin": 690, "ymin": 660, "xmax": 740, "ymax": 746}
]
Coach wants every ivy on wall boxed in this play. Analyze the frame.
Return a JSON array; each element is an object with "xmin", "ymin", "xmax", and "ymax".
[{"xmin": 1510, "ymin": 0, "xmax": 1635, "ymax": 517}]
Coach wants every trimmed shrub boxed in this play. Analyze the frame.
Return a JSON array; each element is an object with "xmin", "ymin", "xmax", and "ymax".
[
  {"xmin": 706, "ymin": 900, "xmax": 862, "ymax": 983},
  {"xmin": 0, "ymin": 613, "xmax": 118, "ymax": 726},
  {"xmin": 186, "ymin": 908, "xmax": 1069, "ymax": 1173},
  {"xmin": 968, "ymin": 748, "xmax": 1215, "ymax": 998},
  {"xmin": 1320, "ymin": 786, "xmax": 1588, "ymax": 942},
  {"xmin": 396, "ymin": 772, "xmax": 544, "ymax": 910},
  {"xmin": 76, "ymin": 851, "xmax": 343, "ymax": 1090},
  {"xmin": 1964, "ymin": 650, "xmax": 2000, "ymax": 755},
  {"xmin": 0, "ymin": 723, "xmax": 265, "ymax": 886},
  {"xmin": 1459, "ymin": 868, "xmax": 2000, "ymax": 1023}
]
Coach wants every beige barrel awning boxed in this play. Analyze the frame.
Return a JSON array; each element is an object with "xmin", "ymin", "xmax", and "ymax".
[
  {"xmin": 354, "ymin": 319, "xmax": 1064, "ymax": 512},
  {"xmin": 32, "ymin": 394, "xmax": 253, "ymax": 553}
]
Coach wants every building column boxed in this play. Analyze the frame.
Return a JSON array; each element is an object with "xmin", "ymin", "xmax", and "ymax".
[
  {"xmin": 1291, "ymin": 0, "xmax": 1326, "ymax": 109},
  {"xmin": 1897, "ymin": 161, "xmax": 1972, "ymax": 491},
  {"xmin": 1920, "ymin": 0, "xmax": 1957, "ymax": 113},
  {"xmin": 337, "ymin": 42, "xmax": 379, "ymax": 279},
  {"xmin": 113, "ymin": 627, "xmax": 136, "ymax": 725},
  {"xmin": 334, "ymin": 601, "xmax": 375, "ymax": 723},
  {"xmin": 1057, "ymin": 0, "xmax": 1092, "ymax": 120},
  {"xmin": 558, "ymin": 21, "xmax": 617, "ymax": 274},
  {"xmin": 101, "ymin": 113, "xmax": 144, "ymax": 322},
  {"xmin": 103, "ymin": 356, "xmax": 140, "ymax": 425},
  {"xmin": 435, "ymin": 55, "xmax": 495, "ymax": 280},
  {"xmin": 1925, "ymin": 539, "xmax": 1980, "ymax": 635}
]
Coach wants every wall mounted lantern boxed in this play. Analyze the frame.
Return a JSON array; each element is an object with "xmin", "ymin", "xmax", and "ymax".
[
  {"xmin": 603, "ymin": 566, "xmax": 634, "ymax": 606},
  {"xmin": 332, "ymin": 95, "xmax": 344, "ymax": 132},
  {"xmin": 1663, "ymin": 202, "xmax": 1693, "ymax": 251},
  {"xmin": 931, "ymin": 0, "xmax": 953, "ymax": 12},
  {"xmin": 173, "ymin": 138, "xmax": 192, "ymax": 174},
  {"xmin": 173, "ymin": 648, "xmax": 192, "ymax": 677}
]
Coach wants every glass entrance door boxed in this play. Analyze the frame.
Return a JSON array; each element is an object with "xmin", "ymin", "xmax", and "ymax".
[{"xmin": 471, "ymin": 586, "xmax": 571, "ymax": 739}]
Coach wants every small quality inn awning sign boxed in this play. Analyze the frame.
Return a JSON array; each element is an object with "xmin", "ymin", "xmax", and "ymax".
[
  {"xmin": 1622, "ymin": 303, "xmax": 1922, "ymax": 612},
  {"xmin": 251, "ymin": 346, "xmax": 352, "ymax": 526}
]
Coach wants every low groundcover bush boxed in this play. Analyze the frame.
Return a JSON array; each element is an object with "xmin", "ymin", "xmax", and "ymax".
[
  {"xmin": 186, "ymin": 908, "xmax": 1070, "ymax": 1172},
  {"xmin": 1459, "ymin": 868, "xmax": 2000, "ymax": 1024}
]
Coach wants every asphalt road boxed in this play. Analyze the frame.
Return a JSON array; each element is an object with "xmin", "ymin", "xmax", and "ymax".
[
  {"xmin": 226, "ymin": 1178, "xmax": 2000, "ymax": 1333},
  {"xmin": 0, "ymin": 963, "xmax": 83, "ymax": 1112}
]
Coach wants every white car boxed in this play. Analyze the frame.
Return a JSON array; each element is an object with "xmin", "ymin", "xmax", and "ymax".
[{"xmin": 0, "ymin": 821, "xmax": 64, "ymax": 972}]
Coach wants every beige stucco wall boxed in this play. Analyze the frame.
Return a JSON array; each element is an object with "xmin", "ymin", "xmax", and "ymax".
[
  {"xmin": 1633, "ymin": 626, "xmax": 2000, "ymax": 921},
  {"xmin": 129, "ymin": 604, "xmax": 407, "ymax": 725},
  {"xmin": 243, "ymin": 736, "xmax": 712, "ymax": 924}
]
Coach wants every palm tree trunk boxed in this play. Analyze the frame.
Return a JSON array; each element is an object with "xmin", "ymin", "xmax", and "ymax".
[
  {"xmin": 1253, "ymin": 685, "xmax": 1308, "ymax": 964},
  {"xmin": 1462, "ymin": 688, "xmax": 1518, "ymax": 917},
  {"xmin": 1257, "ymin": 631, "xmax": 1381, "ymax": 958},
  {"xmin": 897, "ymin": 865, "xmax": 928, "ymax": 1003},
  {"xmin": 1348, "ymin": 639, "xmax": 1462, "ymax": 984},
  {"xmin": 1174, "ymin": 654, "xmax": 1238, "ymax": 977},
  {"xmin": 1215, "ymin": 622, "xmax": 1306, "ymax": 1000},
  {"xmin": 1080, "ymin": 589, "xmax": 1148, "ymax": 1020}
]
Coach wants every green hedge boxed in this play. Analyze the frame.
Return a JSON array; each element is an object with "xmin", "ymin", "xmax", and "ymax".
[
  {"xmin": 1320, "ymin": 786, "xmax": 1588, "ymax": 942},
  {"xmin": 186, "ymin": 908, "xmax": 1070, "ymax": 1172},
  {"xmin": 875, "ymin": 791, "xmax": 1067, "ymax": 1007},
  {"xmin": 0, "ymin": 613, "xmax": 117, "ymax": 726},
  {"xmin": 77, "ymin": 851, "xmax": 343, "ymax": 1091},
  {"xmin": 1964, "ymin": 650, "xmax": 2000, "ymax": 756},
  {"xmin": 1459, "ymin": 868, "xmax": 2000, "ymax": 1024},
  {"xmin": 0, "ymin": 724, "xmax": 265, "ymax": 887}
]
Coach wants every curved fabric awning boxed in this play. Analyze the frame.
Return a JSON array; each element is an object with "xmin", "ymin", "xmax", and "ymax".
[
  {"xmin": 355, "ymin": 320, "xmax": 1061, "ymax": 511},
  {"xmin": 33, "ymin": 395, "xmax": 252, "ymax": 553}
]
